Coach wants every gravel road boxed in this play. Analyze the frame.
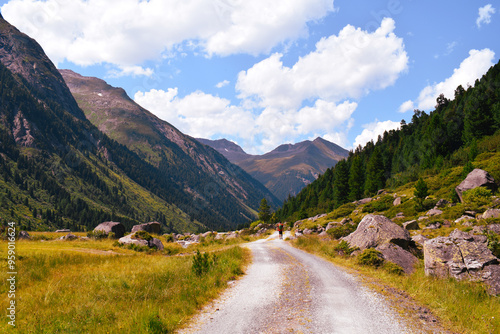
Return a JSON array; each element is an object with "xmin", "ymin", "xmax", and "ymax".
[{"xmin": 179, "ymin": 232, "xmax": 412, "ymax": 334}]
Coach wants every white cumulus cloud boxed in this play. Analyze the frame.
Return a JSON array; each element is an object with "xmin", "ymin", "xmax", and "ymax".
[
  {"xmin": 400, "ymin": 48, "xmax": 495, "ymax": 111},
  {"xmin": 353, "ymin": 120, "xmax": 401, "ymax": 149},
  {"xmin": 134, "ymin": 89, "xmax": 253, "ymax": 139},
  {"xmin": 236, "ymin": 18, "xmax": 408, "ymax": 109},
  {"xmin": 1, "ymin": 0, "xmax": 335, "ymax": 72},
  {"xmin": 477, "ymin": 4, "xmax": 496, "ymax": 28}
]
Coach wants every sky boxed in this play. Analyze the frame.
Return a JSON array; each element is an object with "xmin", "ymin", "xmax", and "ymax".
[{"xmin": 1, "ymin": 0, "xmax": 499, "ymax": 154}]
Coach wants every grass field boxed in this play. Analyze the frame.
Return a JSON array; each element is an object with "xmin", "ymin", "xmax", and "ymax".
[{"xmin": 0, "ymin": 235, "xmax": 250, "ymax": 333}]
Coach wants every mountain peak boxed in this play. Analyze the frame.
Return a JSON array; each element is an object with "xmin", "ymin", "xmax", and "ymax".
[{"xmin": 0, "ymin": 16, "xmax": 85, "ymax": 119}]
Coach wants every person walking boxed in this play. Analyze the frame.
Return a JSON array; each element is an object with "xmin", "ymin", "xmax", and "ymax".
[{"xmin": 277, "ymin": 222, "xmax": 284, "ymax": 240}]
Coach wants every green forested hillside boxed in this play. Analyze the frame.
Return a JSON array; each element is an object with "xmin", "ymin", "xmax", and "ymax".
[{"xmin": 278, "ymin": 60, "xmax": 500, "ymax": 221}]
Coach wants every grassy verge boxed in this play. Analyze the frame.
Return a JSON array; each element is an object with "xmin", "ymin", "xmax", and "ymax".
[
  {"xmin": 0, "ymin": 239, "xmax": 250, "ymax": 333},
  {"xmin": 290, "ymin": 235, "xmax": 500, "ymax": 334}
]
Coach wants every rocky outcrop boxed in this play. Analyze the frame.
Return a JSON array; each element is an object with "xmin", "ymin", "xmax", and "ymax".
[
  {"xmin": 375, "ymin": 243, "xmax": 418, "ymax": 274},
  {"xmin": 424, "ymin": 229, "xmax": 500, "ymax": 295},
  {"xmin": 342, "ymin": 214, "xmax": 411, "ymax": 250},
  {"xmin": 131, "ymin": 222, "xmax": 161, "ymax": 234},
  {"xmin": 94, "ymin": 222, "xmax": 125, "ymax": 238},
  {"xmin": 455, "ymin": 169, "xmax": 497, "ymax": 203},
  {"xmin": 118, "ymin": 233, "xmax": 164, "ymax": 250},
  {"xmin": 482, "ymin": 209, "xmax": 500, "ymax": 219},
  {"xmin": 18, "ymin": 230, "xmax": 30, "ymax": 240},
  {"xmin": 403, "ymin": 220, "xmax": 419, "ymax": 230}
]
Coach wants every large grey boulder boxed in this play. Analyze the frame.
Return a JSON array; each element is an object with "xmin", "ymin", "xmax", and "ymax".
[
  {"xmin": 18, "ymin": 231, "xmax": 31, "ymax": 240},
  {"xmin": 455, "ymin": 169, "xmax": 497, "ymax": 203},
  {"xmin": 342, "ymin": 214, "xmax": 411, "ymax": 250},
  {"xmin": 131, "ymin": 222, "xmax": 161, "ymax": 235},
  {"xmin": 94, "ymin": 221, "xmax": 125, "ymax": 238},
  {"xmin": 483, "ymin": 209, "xmax": 500, "ymax": 219},
  {"xmin": 424, "ymin": 229, "xmax": 500, "ymax": 295},
  {"xmin": 375, "ymin": 243, "xmax": 418, "ymax": 274},
  {"xmin": 118, "ymin": 233, "xmax": 164, "ymax": 250}
]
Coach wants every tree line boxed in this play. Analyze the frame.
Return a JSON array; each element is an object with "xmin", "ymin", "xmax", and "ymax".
[{"xmin": 277, "ymin": 60, "xmax": 500, "ymax": 222}]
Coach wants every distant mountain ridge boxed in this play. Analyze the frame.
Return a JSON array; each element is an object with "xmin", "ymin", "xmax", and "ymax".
[
  {"xmin": 198, "ymin": 137, "xmax": 349, "ymax": 201},
  {"xmin": 61, "ymin": 69, "xmax": 280, "ymax": 228}
]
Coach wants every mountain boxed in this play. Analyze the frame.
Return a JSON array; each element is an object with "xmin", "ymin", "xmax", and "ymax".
[
  {"xmin": 196, "ymin": 138, "xmax": 252, "ymax": 163},
  {"xmin": 60, "ymin": 69, "xmax": 280, "ymax": 224},
  {"xmin": 0, "ymin": 14, "xmax": 275, "ymax": 233},
  {"xmin": 198, "ymin": 137, "xmax": 349, "ymax": 201}
]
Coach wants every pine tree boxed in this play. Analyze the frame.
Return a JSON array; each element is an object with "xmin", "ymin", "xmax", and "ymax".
[
  {"xmin": 365, "ymin": 148, "xmax": 385, "ymax": 196},
  {"xmin": 414, "ymin": 178, "xmax": 429, "ymax": 211},
  {"xmin": 333, "ymin": 160, "xmax": 349, "ymax": 208},
  {"xmin": 348, "ymin": 156, "xmax": 364, "ymax": 201},
  {"xmin": 258, "ymin": 198, "xmax": 271, "ymax": 223}
]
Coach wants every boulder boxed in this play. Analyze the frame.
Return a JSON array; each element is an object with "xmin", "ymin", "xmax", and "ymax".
[
  {"xmin": 131, "ymin": 222, "xmax": 161, "ymax": 234},
  {"xmin": 455, "ymin": 169, "xmax": 497, "ymax": 203},
  {"xmin": 403, "ymin": 220, "xmax": 419, "ymax": 230},
  {"xmin": 118, "ymin": 233, "xmax": 164, "ymax": 250},
  {"xmin": 412, "ymin": 234, "xmax": 429, "ymax": 247},
  {"xmin": 424, "ymin": 229, "xmax": 500, "ymax": 294},
  {"xmin": 426, "ymin": 208, "xmax": 443, "ymax": 217},
  {"xmin": 483, "ymin": 209, "xmax": 500, "ymax": 219},
  {"xmin": 358, "ymin": 198, "xmax": 372, "ymax": 205},
  {"xmin": 18, "ymin": 230, "xmax": 30, "ymax": 240},
  {"xmin": 424, "ymin": 222, "xmax": 441, "ymax": 230},
  {"xmin": 94, "ymin": 221, "xmax": 125, "ymax": 238},
  {"xmin": 59, "ymin": 233, "xmax": 78, "ymax": 241},
  {"xmin": 435, "ymin": 199, "xmax": 449, "ymax": 208},
  {"xmin": 375, "ymin": 243, "xmax": 418, "ymax": 274},
  {"xmin": 55, "ymin": 229, "xmax": 71, "ymax": 233},
  {"xmin": 342, "ymin": 214, "xmax": 411, "ymax": 250},
  {"xmin": 488, "ymin": 224, "xmax": 500, "ymax": 234}
]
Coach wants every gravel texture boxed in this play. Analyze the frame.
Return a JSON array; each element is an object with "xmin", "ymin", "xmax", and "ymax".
[{"xmin": 179, "ymin": 233, "xmax": 426, "ymax": 333}]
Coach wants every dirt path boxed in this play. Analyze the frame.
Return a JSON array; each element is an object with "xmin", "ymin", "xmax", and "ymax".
[{"xmin": 179, "ymin": 232, "xmax": 421, "ymax": 334}]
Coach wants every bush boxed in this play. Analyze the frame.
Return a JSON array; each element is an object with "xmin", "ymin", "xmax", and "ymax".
[
  {"xmin": 333, "ymin": 240, "xmax": 358, "ymax": 255},
  {"xmin": 328, "ymin": 203, "xmax": 356, "ymax": 219},
  {"xmin": 362, "ymin": 195, "xmax": 393, "ymax": 213},
  {"xmin": 86, "ymin": 230, "xmax": 108, "ymax": 240},
  {"xmin": 382, "ymin": 261, "xmax": 404, "ymax": 275},
  {"xmin": 462, "ymin": 187, "xmax": 493, "ymax": 208},
  {"xmin": 357, "ymin": 248, "xmax": 384, "ymax": 267},
  {"xmin": 192, "ymin": 250, "xmax": 217, "ymax": 277},
  {"xmin": 485, "ymin": 231, "xmax": 500, "ymax": 258},
  {"xmin": 327, "ymin": 224, "xmax": 356, "ymax": 239},
  {"xmin": 133, "ymin": 230, "xmax": 153, "ymax": 242}
]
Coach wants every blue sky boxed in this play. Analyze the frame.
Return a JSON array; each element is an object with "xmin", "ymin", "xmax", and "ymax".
[{"xmin": 1, "ymin": 0, "xmax": 498, "ymax": 154}]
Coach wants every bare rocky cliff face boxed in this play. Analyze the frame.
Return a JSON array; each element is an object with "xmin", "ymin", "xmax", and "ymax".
[{"xmin": 0, "ymin": 16, "xmax": 85, "ymax": 120}]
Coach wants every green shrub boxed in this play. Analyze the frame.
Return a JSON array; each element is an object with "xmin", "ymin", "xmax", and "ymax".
[
  {"xmin": 362, "ymin": 195, "xmax": 394, "ymax": 213},
  {"xmin": 382, "ymin": 261, "xmax": 404, "ymax": 275},
  {"xmin": 357, "ymin": 248, "xmax": 384, "ymax": 267},
  {"xmin": 327, "ymin": 224, "xmax": 356, "ymax": 239},
  {"xmin": 133, "ymin": 230, "xmax": 153, "ymax": 242},
  {"xmin": 87, "ymin": 230, "xmax": 108, "ymax": 240},
  {"xmin": 163, "ymin": 234, "xmax": 174, "ymax": 243},
  {"xmin": 333, "ymin": 240, "xmax": 358, "ymax": 255},
  {"xmin": 462, "ymin": 187, "xmax": 493, "ymax": 208},
  {"xmin": 192, "ymin": 250, "xmax": 217, "ymax": 277},
  {"xmin": 328, "ymin": 203, "xmax": 357, "ymax": 219},
  {"xmin": 485, "ymin": 231, "xmax": 500, "ymax": 258}
]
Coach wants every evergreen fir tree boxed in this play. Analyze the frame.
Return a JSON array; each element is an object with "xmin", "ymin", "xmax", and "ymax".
[{"xmin": 348, "ymin": 156, "xmax": 364, "ymax": 201}]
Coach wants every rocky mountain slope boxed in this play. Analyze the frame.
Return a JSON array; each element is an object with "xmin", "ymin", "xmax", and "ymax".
[
  {"xmin": 60, "ymin": 70, "xmax": 280, "ymax": 223},
  {"xmin": 199, "ymin": 137, "xmax": 348, "ymax": 202},
  {"xmin": 0, "ymin": 14, "xmax": 274, "ymax": 232}
]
